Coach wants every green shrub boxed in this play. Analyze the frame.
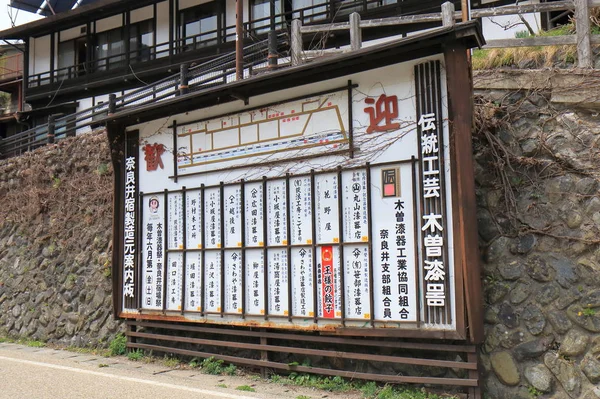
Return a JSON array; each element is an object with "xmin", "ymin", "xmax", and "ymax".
[{"xmin": 109, "ymin": 333, "xmax": 127, "ymax": 356}]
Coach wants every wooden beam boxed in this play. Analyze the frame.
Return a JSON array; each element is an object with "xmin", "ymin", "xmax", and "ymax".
[
  {"xmin": 484, "ymin": 35, "xmax": 577, "ymax": 47},
  {"xmin": 471, "ymin": 1, "xmax": 575, "ymax": 18},
  {"xmin": 575, "ymin": 0, "xmax": 592, "ymax": 68},
  {"xmin": 443, "ymin": 41, "xmax": 484, "ymax": 344}
]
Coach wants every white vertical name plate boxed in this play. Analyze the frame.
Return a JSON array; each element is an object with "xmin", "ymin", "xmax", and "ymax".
[
  {"xmin": 245, "ymin": 249, "xmax": 265, "ymax": 315},
  {"xmin": 371, "ymin": 164, "xmax": 417, "ymax": 322},
  {"xmin": 204, "ymin": 251, "xmax": 221, "ymax": 312},
  {"xmin": 204, "ymin": 188, "xmax": 221, "ymax": 249},
  {"xmin": 291, "ymin": 247, "xmax": 314, "ymax": 318},
  {"xmin": 268, "ymin": 248, "xmax": 289, "ymax": 316},
  {"xmin": 245, "ymin": 183, "xmax": 264, "ymax": 247},
  {"xmin": 267, "ymin": 180, "xmax": 288, "ymax": 246},
  {"xmin": 290, "ymin": 176, "xmax": 313, "ymax": 245},
  {"xmin": 186, "ymin": 190, "xmax": 203, "ymax": 249},
  {"xmin": 185, "ymin": 251, "xmax": 202, "ymax": 312},
  {"xmin": 315, "ymin": 173, "xmax": 339, "ymax": 244}
]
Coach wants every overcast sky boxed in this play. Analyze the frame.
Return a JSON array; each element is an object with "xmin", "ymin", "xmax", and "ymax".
[{"xmin": 0, "ymin": 0, "xmax": 43, "ymax": 32}]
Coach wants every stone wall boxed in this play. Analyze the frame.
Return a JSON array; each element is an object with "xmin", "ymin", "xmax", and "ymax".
[
  {"xmin": 474, "ymin": 74, "xmax": 600, "ymax": 399},
  {"xmin": 0, "ymin": 132, "xmax": 122, "ymax": 347}
]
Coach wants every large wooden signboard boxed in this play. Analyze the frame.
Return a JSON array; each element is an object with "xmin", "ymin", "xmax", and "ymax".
[{"xmin": 114, "ymin": 54, "xmax": 478, "ymax": 338}]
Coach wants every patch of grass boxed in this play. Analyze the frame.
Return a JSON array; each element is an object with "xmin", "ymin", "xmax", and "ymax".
[
  {"xmin": 65, "ymin": 345, "xmax": 110, "ymax": 357},
  {"xmin": 269, "ymin": 374, "xmax": 456, "ymax": 399},
  {"xmin": 109, "ymin": 333, "xmax": 127, "ymax": 356},
  {"xmin": 217, "ymin": 384, "xmax": 228, "ymax": 388},
  {"xmin": 24, "ymin": 340, "xmax": 45, "ymax": 348},
  {"xmin": 528, "ymin": 385, "xmax": 542, "ymax": 398},
  {"xmin": 223, "ymin": 364, "xmax": 237, "ymax": 376},
  {"xmin": 98, "ymin": 364, "xmax": 109, "ymax": 368},
  {"xmin": 189, "ymin": 358, "xmax": 201, "ymax": 368},
  {"xmin": 472, "ymin": 23, "xmax": 588, "ymax": 70},
  {"xmin": 162, "ymin": 356, "xmax": 180, "ymax": 368},
  {"xmin": 127, "ymin": 349, "xmax": 144, "ymax": 361},
  {"xmin": 296, "ymin": 396, "xmax": 311, "ymax": 399},
  {"xmin": 582, "ymin": 307, "xmax": 597, "ymax": 317},
  {"xmin": 235, "ymin": 385, "xmax": 256, "ymax": 392},
  {"xmin": 201, "ymin": 357, "xmax": 237, "ymax": 375},
  {"xmin": 96, "ymin": 163, "xmax": 110, "ymax": 176},
  {"xmin": 288, "ymin": 374, "xmax": 353, "ymax": 392},
  {"xmin": 361, "ymin": 381, "xmax": 379, "ymax": 398}
]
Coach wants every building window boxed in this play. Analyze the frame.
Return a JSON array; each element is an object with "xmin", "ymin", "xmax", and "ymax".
[
  {"xmin": 180, "ymin": 2, "xmax": 218, "ymax": 51},
  {"xmin": 95, "ymin": 27, "xmax": 124, "ymax": 71},
  {"xmin": 292, "ymin": 0, "xmax": 327, "ymax": 22},
  {"xmin": 58, "ymin": 37, "xmax": 87, "ymax": 79},
  {"xmin": 130, "ymin": 19, "xmax": 154, "ymax": 63},
  {"xmin": 251, "ymin": 0, "xmax": 283, "ymax": 34}
]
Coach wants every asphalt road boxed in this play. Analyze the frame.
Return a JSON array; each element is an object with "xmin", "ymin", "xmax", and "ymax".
[{"xmin": 0, "ymin": 342, "xmax": 357, "ymax": 399}]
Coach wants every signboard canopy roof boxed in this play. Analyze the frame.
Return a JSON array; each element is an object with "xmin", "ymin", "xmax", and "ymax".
[{"xmin": 104, "ymin": 22, "xmax": 483, "ymax": 133}]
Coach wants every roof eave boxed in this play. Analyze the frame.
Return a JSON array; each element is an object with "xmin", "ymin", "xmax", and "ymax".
[{"xmin": 0, "ymin": 0, "xmax": 158, "ymax": 40}]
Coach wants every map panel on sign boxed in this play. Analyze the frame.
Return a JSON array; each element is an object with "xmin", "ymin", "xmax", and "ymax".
[{"xmin": 176, "ymin": 91, "xmax": 349, "ymax": 174}]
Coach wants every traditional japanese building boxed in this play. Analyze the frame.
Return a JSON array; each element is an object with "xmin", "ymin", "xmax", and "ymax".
[
  {"xmin": 0, "ymin": 44, "xmax": 24, "ymax": 140},
  {"xmin": 0, "ymin": 0, "xmax": 554, "ymax": 148}
]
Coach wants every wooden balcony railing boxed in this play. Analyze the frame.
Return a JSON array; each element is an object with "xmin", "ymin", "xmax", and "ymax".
[{"xmin": 0, "ymin": 52, "xmax": 23, "ymax": 81}]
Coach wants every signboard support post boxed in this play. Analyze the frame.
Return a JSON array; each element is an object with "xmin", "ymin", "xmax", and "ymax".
[
  {"xmin": 409, "ymin": 157, "xmax": 421, "ymax": 327},
  {"xmin": 337, "ymin": 168, "xmax": 346, "ymax": 325},
  {"xmin": 200, "ymin": 184, "xmax": 206, "ymax": 316},
  {"xmin": 137, "ymin": 190, "xmax": 144, "ymax": 311},
  {"xmin": 365, "ymin": 162, "xmax": 375, "ymax": 326},
  {"xmin": 240, "ymin": 179, "xmax": 247, "ymax": 320},
  {"xmin": 162, "ymin": 188, "xmax": 168, "ymax": 313},
  {"xmin": 309, "ymin": 170, "xmax": 318, "ymax": 324},
  {"xmin": 181, "ymin": 186, "xmax": 188, "ymax": 314},
  {"xmin": 220, "ymin": 182, "xmax": 225, "ymax": 318},
  {"xmin": 443, "ymin": 40, "xmax": 484, "ymax": 344},
  {"xmin": 285, "ymin": 173, "xmax": 293, "ymax": 322},
  {"xmin": 262, "ymin": 177, "xmax": 270, "ymax": 321}
]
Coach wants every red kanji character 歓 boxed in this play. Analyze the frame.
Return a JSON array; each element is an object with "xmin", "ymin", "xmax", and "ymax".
[{"xmin": 143, "ymin": 143, "xmax": 165, "ymax": 171}]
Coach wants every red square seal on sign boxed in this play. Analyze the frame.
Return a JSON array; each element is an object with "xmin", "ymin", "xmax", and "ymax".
[
  {"xmin": 384, "ymin": 183, "xmax": 396, "ymax": 197},
  {"xmin": 382, "ymin": 168, "xmax": 400, "ymax": 198}
]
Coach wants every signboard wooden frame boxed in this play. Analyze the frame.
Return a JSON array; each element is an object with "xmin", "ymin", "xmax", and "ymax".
[{"xmin": 107, "ymin": 24, "xmax": 484, "ymax": 343}]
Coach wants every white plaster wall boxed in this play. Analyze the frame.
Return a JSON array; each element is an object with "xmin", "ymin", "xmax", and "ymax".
[
  {"xmin": 53, "ymin": 34, "xmax": 58, "ymax": 71},
  {"xmin": 179, "ymin": 0, "xmax": 212, "ymax": 11},
  {"xmin": 28, "ymin": 36, "xmax": 35, "ymax": 73},
  {"xmin": 33, "ymin": 35, "xmax": 51, "ymax": 74},
  {"xmin": 96, "ymin": 14, "xmax": 123, "ymax": 33},
  {"xmin": 224, "ymin": 0, "xmax": 246, "ymax": 41},
  {"xmin": 76, "ymin": 96, "xmax": 94, "ymax": 134},
  {"xmin": 60, "ymin": 25, "xmax": 86, "ymax": 42},
  {"xmin": 131, "ymin": 5, "xmax": 154, "ymax": 24},
  {"xmin": 156, "ymin": 1, "xmax": 170, "ymax": 56}
]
